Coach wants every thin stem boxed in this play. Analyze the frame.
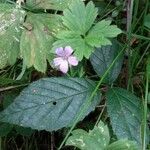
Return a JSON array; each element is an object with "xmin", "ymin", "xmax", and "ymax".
[
  {"xmin": 142, "ymin": 73, "xmax": 149, "ymax": 150},
  {"xmin": 136, "ymin": 43, "xmax": 150, "ymax": 68},
  {"xmin": 95, "ymin": 103, "xmax": 106, "ymax": 125},
  {"xmin": 127, "ymin": 0, "xmax": 134, "ymax": 90},
  {"xmin": 51, "ymin": 132, "xmax": 55, "ymax": 150},
  {"xmin": 0, "ymin": 84, "xmax": 28, "ymax": 92},
  {"xmin": 58, "ymin": 47, "xmax": 125, "ymax": 150}
]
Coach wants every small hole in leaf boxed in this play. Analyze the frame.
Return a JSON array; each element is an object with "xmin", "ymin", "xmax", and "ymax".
[
  {"xmin": 81, "ymin": 35, "xmax": 85, "ymax": 39},
  {"xmin": 53, "ymin": 102, "xmax": 57, "ymax": 105}
]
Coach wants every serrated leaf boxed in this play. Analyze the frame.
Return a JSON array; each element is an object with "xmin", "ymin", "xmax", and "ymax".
[
  {"xmin": 106, "ymin": 139, "xmax": 138, "ymax": 150},
  {"xmin": 0, "ymin": 3, "xmax": 26, "ymax": 69},
  {"xmin": 66, "ymin": 121, "xmax": 110, "ymax": 150},
  {"xmin": 86, "ymin": 20, "xmax": 122, "ymax": 47},
  {"xmin": 0, "ymin": 78, "xmax": 101, "ymax": 131},
  {"xmin": 20, "ymin": 13, "xmax": 61, "ymax": 72},
  {"xmin": 53, "ymin": 34, "xmax": 94, "ymax": 61},
  {"xmin": 26, "ymin": 0, "xmax": 74, "ymax": 11},
  {"xmin": 53, "ymin": 1, "xmax": 121, "ymax": 61},
  {"xmin": 144, "ymin": 14, "xmax": 150, "ymax": 29},
  {"xmin": 106, "ymin": 87, "xmax": 142, "ymax": 147},
  {"xmin": 52, "ymin": 0, "xmax": 97, "ymax": 60},
  {"xmin": 90, "ymin": 40, "xmax": 124, "ymax": 83},
  {"xmin": 62, "ymin": 0, "xmax": 98, "ymax": 34}
]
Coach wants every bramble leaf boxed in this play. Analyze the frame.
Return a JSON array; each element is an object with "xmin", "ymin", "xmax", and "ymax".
[
  {"xmin": 0, "ymin": 78, "xmax": 101, "ymax": 131},
  {"xmin": 106, "ymin": 87, "xmax": 142, "ymax": 147},
  {"xmin": 90, "ymin": 40, "xmax": 124, "ymax": 83}
]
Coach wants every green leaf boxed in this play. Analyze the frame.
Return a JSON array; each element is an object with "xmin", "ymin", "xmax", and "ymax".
[
  {"xmin": 53, "ymin": 0, "xmax": 97, "ymax": 60},
  {"xmin": 62, "ymin": 0, "xmax": 98, "ymax": 34},
  {"xmin": 107, "ymin": 139, "xmax": 138, "ymax": 150},
  {"xmin": 86, "ymin": 20, "xmax": 122, "ymax": 47},
  {"xmin": 0, "ymin": 122, "xmax": 13, "ymax": 137},
  {"xmin": 26, "ymin": 0, "xmax": 74, "ymax": 11},
  {"xmin": 144, "ymin": 14, "xmax": 150, "ymax": 29},
  {"xmin": 53, "ymin": 0, "xmax": 121, "ymax": 61},
  {"xmin": 0, "ymin": 3, "xmax": 26, "ymax": 69},
  {"xmin": 90, "ymin": 40, "xmax": 124, "ymax": 83},
  {"xmin": 20, "ymin": 13, "xmax": 61, "ymax": 72},
  {"xmin": 66, "ymin": 121, "xmax": 110, "ymax": 150},
  {"xmin": 106, "ymin": 87, "xmax": 142, "ymax": 147},
  {"xmin": 53, "ymin": 32, "xmax": 94, "ymax": 61},
  {"xmin": 0, "ymin": 78, "xmax": 101, "ymax": 131}
]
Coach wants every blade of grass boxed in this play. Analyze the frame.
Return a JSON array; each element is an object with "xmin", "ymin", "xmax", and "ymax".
[
  {"xmin": 136, "ymin": 43, "xmax": 150, "ymax": 68},
  {"xmin": 58, "ymin": 46, "xmax": 125, "ymax": 150},
  {"xmin": 0, "ymin": 83, "xmax": 28, "ymax": 92},
  {"xmin": 142, "ymin": 68, "xmax": 149, "ymax": 150},
  {"xmin": 127, "ymin": 0, "xmax": 134, "ymax": 90}
]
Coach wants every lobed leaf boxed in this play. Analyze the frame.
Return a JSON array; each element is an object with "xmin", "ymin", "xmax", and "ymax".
[
  {"xmin": 53, "ymin": 1, "xmax": 121, "ymax": 61},
  {"xmin": 86, "ymin": 20, "xmax": 122, "ymax": 47},
  {"xmin": 0, "ymin": 3, "xmax": 26, "ymax": 69},
  {"xmin": 20, "ymin": 13, "xmax": 61, "ymax": 72},
  {"xmin": 62, "ymin": 0, "xmax": 98, "ymax": 35},
  {"xmin": 66, "ymin": 121, "xmax": 110, "ymax": 150},
  {"xmin": 26, "ymin": 0, "xmax": 74, "ymax": 11},
  {"xmin": 107, "ymin": 139, "xmax": 138, "ymax": 150}
]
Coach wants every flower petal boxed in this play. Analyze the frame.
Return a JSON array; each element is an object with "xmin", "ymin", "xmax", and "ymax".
[
  {"xmin": 55, "ymin": 47, "xmax": 65, "ymax": 57},
  {"xmin": 53, "ymin": 57, "xmax": 64, "ymax": 66},
  {"xmin": 68, "ymin": 56, "xmax": 78, "ymax": 66},
  {"xmin": 59, "ymin": 60, "xmax": 69, "ymax": 73},
  {"xmin": 64, "ymin": 46, "xmax": 73, "ymax": 57}
]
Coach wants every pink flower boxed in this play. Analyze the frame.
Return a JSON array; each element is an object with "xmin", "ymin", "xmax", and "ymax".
[{"xmin": 53, "ymin": 46, "xmax": 78, "ymax": 73}]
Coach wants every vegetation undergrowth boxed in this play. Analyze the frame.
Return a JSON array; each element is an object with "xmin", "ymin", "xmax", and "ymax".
[{"xmin": 0, "ymin": 0, "xmax": 149, "ymax": 150}]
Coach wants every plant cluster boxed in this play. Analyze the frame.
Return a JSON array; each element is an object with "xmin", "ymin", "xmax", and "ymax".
[{"xmin": 0, "ymin": 0, "xmax": 150, "ymax": 150}]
